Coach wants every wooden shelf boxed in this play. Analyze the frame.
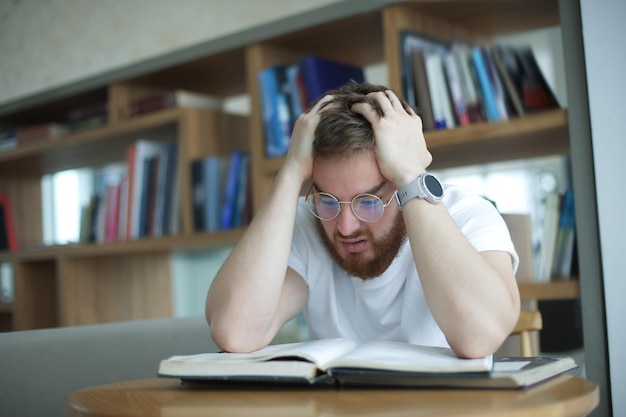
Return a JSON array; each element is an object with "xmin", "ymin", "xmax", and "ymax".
[
  {"xmin": 0, "ymin": 229, "xmax": 244, "ymax": 263},
  {"xmin": 428, "ymin": 109, "xmax": 569, "ymax": 169},
  {"xmin": 519, "ymin": 279, "xmax": 581, "ymax": 301},
  {"xmin": 0, "ymin": 108, "xmax": 186, "ymax": 176}
]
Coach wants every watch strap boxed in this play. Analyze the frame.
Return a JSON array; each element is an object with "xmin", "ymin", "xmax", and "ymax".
[{"xmin": 395, "ymin": 173, "xmax": 443, "ymax": 209}]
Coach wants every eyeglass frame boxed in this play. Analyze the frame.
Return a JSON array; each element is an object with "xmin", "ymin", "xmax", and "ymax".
[{"xmin": 304, "ymin": 184, "xmax": 398, "ymax": 222}]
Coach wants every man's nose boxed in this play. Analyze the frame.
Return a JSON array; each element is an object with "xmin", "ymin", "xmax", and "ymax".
[{"xmin": 336, "ymin": 203, "xmax": 361, "ymax": 236}]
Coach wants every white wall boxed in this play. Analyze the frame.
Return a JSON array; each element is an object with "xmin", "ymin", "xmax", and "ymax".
[
  {"xmin": 580, "ymin": 0, "xmax": 626, "ymax": 415},
  {"xmin": 0, "ymin": 0, "xmax": 344, "ymax": 105}
]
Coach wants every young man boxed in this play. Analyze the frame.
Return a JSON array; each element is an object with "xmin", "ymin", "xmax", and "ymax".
[{"xmin": 206, "ymin": 82, "xmax": 520, "ymax": 358}]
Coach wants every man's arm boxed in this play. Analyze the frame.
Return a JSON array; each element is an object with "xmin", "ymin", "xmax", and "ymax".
[
  {"xmin": 205, "ymin": 96, "xmax": 332, "ymax": 353},
  {"xmin": 352, "ymin": 90, "xmax": 520, "ymax": 358}
]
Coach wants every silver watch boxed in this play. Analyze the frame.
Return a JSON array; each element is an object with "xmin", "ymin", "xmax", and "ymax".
[{"xmin": 395, "ymin": 173, "xmax": 444, "ymax": 209}]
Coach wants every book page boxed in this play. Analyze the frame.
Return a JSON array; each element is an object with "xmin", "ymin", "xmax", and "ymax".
[
  {"xmin": 166, "ymin": 338, "xmax": 356, "ymax": 367},
  {"xmin": 325, "ymin": 340, "xmax": 493, "ymax": 373}
]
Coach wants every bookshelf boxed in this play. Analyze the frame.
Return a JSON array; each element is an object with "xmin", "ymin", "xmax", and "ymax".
[{"xmin": 0, "ymin": 0, "xmax": 574, "ymax": 331}]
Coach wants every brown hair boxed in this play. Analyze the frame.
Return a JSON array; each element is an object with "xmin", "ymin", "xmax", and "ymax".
[{"xmin": 311, "ymin": 82, "xmax": 414, "ymax": 158}]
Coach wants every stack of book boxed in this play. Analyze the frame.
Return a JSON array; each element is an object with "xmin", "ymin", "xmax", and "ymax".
[
  {"xmin": 80, "ymin": 139, "xmax": 180, "ymax": 243},
  {"xmin": 126, "ymin": 90, "xmax": 222, "ymax": 118},
  {"xmin": 192, "ymin": 150, "xmax": 251, "ymax": 233},
  {"xmin": 14, "ymin": 122, "xmax": 69, "ymax": 146},
  {"xmin": 399, "ymin": 30, "xmax": 560, "ymax": 131},
  {"xmin": 66, "ymin": 102, "xmax": 108, "ymax": 133},
  {"xmin": 258, "ymin": 55, "xmax": 365, "ymax": 157},
  {"xmin": 535, "ymin": 188, "xmax": 577, "ymax": 282}
]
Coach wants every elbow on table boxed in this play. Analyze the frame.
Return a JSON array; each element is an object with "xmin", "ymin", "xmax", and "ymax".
[{"xmin": 208, "ymin": 319, "xmax": 270, "ymax": 354}]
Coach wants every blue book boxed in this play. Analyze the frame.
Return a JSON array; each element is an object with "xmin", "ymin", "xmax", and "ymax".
[
  {"xmin": 298, "ymin": 55, "xmax": 365, "ymax": 102},
  {"xmin": 552, "ymin": 189, "xmax": 576, "ymax": 278},
  {"xmin": 471, "ymin": 47, "xmax": 500, "ymax": 122},
  {"xmin": 258, "ymin": 66, "xmax": 291, "ymax": 157},
  {"xmin": 232, "ymin": 153, "xmax": 250, "ymax": 229},
  {"xmin": 220, "ymin": 151, "xmax": 243, "ymax": 230},
  {"xmin": 203, "ymin": 156, "xmax": 223, "ymax": 232}
]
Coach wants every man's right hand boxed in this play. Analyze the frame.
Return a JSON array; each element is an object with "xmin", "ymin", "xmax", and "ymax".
[{"xmin": 283, "ymin": 95, "xmax": 334, "ymax": 184}]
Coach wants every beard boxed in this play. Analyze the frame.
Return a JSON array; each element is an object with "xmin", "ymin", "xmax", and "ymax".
[{"xmin": 315, "ymin": 212, "xmax": 407, "ymax": 280}]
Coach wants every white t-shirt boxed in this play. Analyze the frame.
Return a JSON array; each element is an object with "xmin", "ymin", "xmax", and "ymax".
[{"xmin": 288, "ymin": 184, "xmax": 518, "ymax": 348}]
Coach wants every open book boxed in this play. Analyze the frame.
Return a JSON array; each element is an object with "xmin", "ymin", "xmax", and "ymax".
[{"xmin": 158, "ymin": 338, "xmax": 577, "ymax": 388}]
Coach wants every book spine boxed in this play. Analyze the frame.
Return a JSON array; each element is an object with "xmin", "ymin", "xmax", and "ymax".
[
  {"xmin": 482, "ymin": 48, "xmax": 509, "ymax": 121},
  {"xmin": 258, "ymin": 67, "xmax": 288, "ymax": 157},
  {"xmin": 191, "ymin": 159, "xmax": 205, "ymax": 232},
  {"xmin": 443, "ymin": 51, "xmax": 470, "ymax": 126},
  {"xmin": 491, "ymin": 45, "xmax": 525, "ymax": 117},
  {"xmin": 471, "ymin": 47, "xmax": 500, "ymax": 122},
  {"xmin": 220, "ymin": 151, "xmax": 242, "ymax": 230},
  {"xmin": 410, "ymin": 49, "xmax": 436, "ymax": 130},
  {"xmin": 127, "ymin": 94, "xmax": 172, "ymax": 116},
  {"xmin": 424, "ymin": 52, "xmax": 448, "ymax": 129},
  {"xmin": 0, "ymin": 194, "xmax": 19, "ymax": 252},
  {"xmin": 204, "ymin": 156, "xmax": 222, "ymax": 232}
]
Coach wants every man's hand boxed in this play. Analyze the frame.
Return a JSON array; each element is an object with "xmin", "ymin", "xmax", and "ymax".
[
  {"xmin": 351, "ymin": 90, "xmax": 432, "ymax": 188},
  {"xmin": 283, "ymin": 95, "xmax": 334, "ymax": 184}
]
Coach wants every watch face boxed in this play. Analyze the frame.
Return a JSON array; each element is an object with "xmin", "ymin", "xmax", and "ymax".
[{"xmin": 424, "ymin": 174, "xmax": 443, "ymax": 198}]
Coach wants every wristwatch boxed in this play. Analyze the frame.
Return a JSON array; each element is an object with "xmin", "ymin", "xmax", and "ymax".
[{"xmin": 395, "ymin": 173, "xmax": 444, "ymax": 209}]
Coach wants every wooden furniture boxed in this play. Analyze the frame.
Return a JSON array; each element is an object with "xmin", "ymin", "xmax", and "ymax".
[
  {"xmin": 513, "ymin": 310, "xmax": 544, "ymax": 357},
  {"xmin": 66, "ymin": 376, "xmax": 599, "ymax": 417},
  {"xmin": 0, "ymin": 0, "xmax": 573, "ymax": 331}
]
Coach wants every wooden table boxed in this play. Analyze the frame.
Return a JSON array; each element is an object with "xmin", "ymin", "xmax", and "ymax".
[{"xmin": 66, "ymin": 375, "xmax": 599, "ymax": 417}]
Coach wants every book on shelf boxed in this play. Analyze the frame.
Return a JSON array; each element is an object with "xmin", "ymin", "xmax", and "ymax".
[
  {"xmin": 15, "ymin": 122, "xmax": 68, "ymax": 144},
  {"xmin": 297, "ymin": 54, "xmax": 365, "ymax": 104},
  {"xmin": 126, "ymin": 90, "xmax": 222, "ymax": 117},
  {"xmin": 451, "ymin": 43, "xmax": 483, "ymax": 123},
  {"xmin": 152, "ymin": 142, "xmax": 179, "ymax": 237},
  {"xmin": 66, "ymin": 101, "xmax": 108, "ymax": 133},
  {"xmin": 127, "ymin": 140, "xmax": 166, "ymax": 240},
  {"xmin": 79, "ymin": 140, "xmax": 179, "ymax": 243},
  {"xmin": 535, "ymin": 191, "xmax": 561, "ymax": 282},
  {"xmin": 192, "ymin": 150, "xmax": 250, "ymax": 233},
  {"xmin": 257, "ymin": 55, "xmax": 364, "ymax": 158},
  {"xmin": 258, "ymin": 65, "xmax": 293, "ymax": 157},
  {"xmin": 220, "ymin": 150, "xmax": 244, "ymax": 230},
  {"xmin": 443, "ymin": 50, "xmax": 470, "ymax": 126},
  {"xmin": 551, "ymin": 189, "xmax": 576, "ymax": 279},
  {"xmin": 491, "ymin": 45, "xmax": 526, "ymax": 117},
  {"xmin": 0, "ymin": 129, "xmax": 17, "ymax": 151},
  {"xmin": 0, "ymin": 192, "xmax": 19, "ymax": 252},
  {"xmin": 514, "ymin": 46, "xmax": 560, "ymax": 112},
  {"xmin": 492, "ymin": 45, "xmax": 559, "ymax": 114},
  {"xmin": 158, "ymin": 338, "xmax": 577, "ymax": 389},
  {"xmin": 398, "ymin": 30, "xmax": 560, "ymax": 129},
  {"xmin": 481, "ymin": 47, "xmax": 510, "ymax": 121},
  {"xmin": 192, "ymin": 155, "xmax": 225, "ymax": 233},
  {"xmin": 399, "ymin": 30, "xmax": 449, "ymax": 128},
  {"xmin": 410, "ymin": 49, "xmax": 436, "ymax": 130},
  {"xmin": 471, "ymin": 47, "xmax": 501, "ymax": 122},
  {"xmin": 424, "ymin": 50, "xmax": 455, "ymax": 129}
]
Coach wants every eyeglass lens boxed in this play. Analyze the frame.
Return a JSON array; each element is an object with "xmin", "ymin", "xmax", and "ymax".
[{"xmin": 310, "ymin": 193, "xmax": 384, "ymax": 222}]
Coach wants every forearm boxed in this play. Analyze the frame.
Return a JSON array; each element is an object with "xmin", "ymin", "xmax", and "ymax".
[
  {"xmin": 206, "ymin": 167, "xmax": 304, "ymax": 351},
  {"xmin": 402, "ymin": 198, "xmax": 520, "ymax": 358}
]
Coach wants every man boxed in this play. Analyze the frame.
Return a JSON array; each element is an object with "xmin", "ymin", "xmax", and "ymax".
[{"xmin": 206, "ymin": 82, "xmax": 520, "ymax": 358}]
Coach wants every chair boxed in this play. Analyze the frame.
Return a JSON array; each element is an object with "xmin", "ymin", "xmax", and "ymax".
[{"xmin": 511, "ymin": 310, "xmax": 543, "ymax": 357}]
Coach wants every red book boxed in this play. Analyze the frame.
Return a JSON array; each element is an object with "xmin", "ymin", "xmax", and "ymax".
[
  {"xmin": 16, "ymin": 123, "xmax": 68, "ymax": 144},
  {"xmin": 0, "ymin": 192, "xmax": 19, "ymax": 252}
]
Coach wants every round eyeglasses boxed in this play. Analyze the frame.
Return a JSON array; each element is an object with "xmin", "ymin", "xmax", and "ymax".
[{"xmin": 305, "ymin": 187, "xmax": 398, "ymax": 222}]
